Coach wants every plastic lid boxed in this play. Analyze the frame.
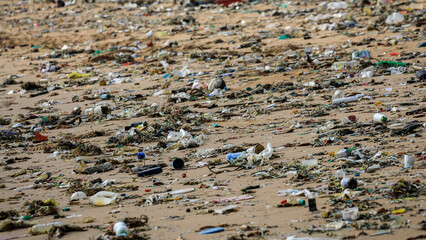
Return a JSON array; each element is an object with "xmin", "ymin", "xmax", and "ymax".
[
  {"xmin": 381, "ymin": 116, "xmax": 387, "ymax": 123},
  {"xmin": 299, "ymin": 199, "xmax": 306, "ymax": 205}
]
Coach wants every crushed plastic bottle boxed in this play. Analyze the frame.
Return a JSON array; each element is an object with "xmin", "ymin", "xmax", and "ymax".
[
  {"xmin": 331, "ymin": 60, "xmax": 359, "ymax": 70},
  {"xmin": 29, "ymin": 222, "xmax": 63, "ymax": 235}
]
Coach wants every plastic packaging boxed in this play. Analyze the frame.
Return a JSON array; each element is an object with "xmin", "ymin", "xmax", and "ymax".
[
  {"xmin": 260, "ymin": 142, "xmax": 273, "ymax": 159},
  {"xmin": 89, "ymin": 191, "xmax": 118, "ymax": 206},
  {"xmin": 113, "ymin": 222, "xmax": 128, "ymax": 237},
  {"xmin": 385, "ymin": 13, "xmax": 404, "ymax": 25},
  {"xmin": 341, "ymin": 207, "xmax": 359, "ymax": 221},
  {"xmin": 71, "ymin": 191, "xmax": 87, "ymax": 201},
  {"xmin": 352, "ymin": 50, "xmax": 371, "ymax": 59},
  {"xmin": 335, "ymin": 149, "xmax": 348, "ymax": 159},
  {"xmin": 29, "ymin": 222, "xmax": 63, "ymax": 235},
  {"xmin": 301, "ymin": 159, "xmax": 318, "ymax": 169},
  {"xmin": 404, "ymin": 155, "xmax": 414, "ymax": 168},
  {"xmin": 227, "ymin": 152, "xmax": 243, "ymax": 161},
  {"xmin": 373, "ymin": 113, "xmax": 387, "ymax": 123}
]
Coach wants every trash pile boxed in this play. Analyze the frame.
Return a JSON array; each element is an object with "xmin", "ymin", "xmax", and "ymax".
[{"xmin": 0, "ymin": 0, "xmax": 424, "ymax": 239}]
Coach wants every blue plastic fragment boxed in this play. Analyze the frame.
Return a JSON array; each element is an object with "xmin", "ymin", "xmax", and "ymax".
[{"xmin": 199, "ymin": 227, "xmax": 224, "ymax": 234}]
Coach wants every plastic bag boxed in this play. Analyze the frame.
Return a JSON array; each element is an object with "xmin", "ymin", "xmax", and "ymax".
[
  {"xmin": 90, "ymin": 191, "xmax": 118, "ymax": 206},
  {"xmin": 386, "ymin": 13, "xmax": 404, "ymax": 25}
]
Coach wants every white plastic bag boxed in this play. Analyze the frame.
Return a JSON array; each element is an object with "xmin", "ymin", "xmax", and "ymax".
[{"xmin": 386, "ymin": 13, "xmax": 404, "ymax": 25}]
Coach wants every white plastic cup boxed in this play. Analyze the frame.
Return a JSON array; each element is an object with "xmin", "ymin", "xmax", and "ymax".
[{"xmin": 404, "ymin": 155, "xmax": 414, "ymax": 168}]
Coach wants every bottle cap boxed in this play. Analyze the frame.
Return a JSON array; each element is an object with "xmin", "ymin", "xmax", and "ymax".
[{"xmin": 137, "ymin": 152, "xmax": 145, "ymax": 159}]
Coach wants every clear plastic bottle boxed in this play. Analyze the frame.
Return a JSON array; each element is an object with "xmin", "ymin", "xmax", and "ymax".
[
  {"xmin": 29, "ymin": 222, "xmax": 62, "ymax": 235},
  {"xmin": 286, "ymin": 197, "xmax": 306, "ymax": 206},
  {"xmin": 331, "ymin": 60, "xmax": 359, "ymax": 70}
]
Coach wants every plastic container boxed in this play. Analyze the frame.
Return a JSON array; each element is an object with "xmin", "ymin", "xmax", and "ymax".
[
  {"xmin": 172, "ymin": 158, "xmax": 184, "ymax": 170},
  {"xmin": 113, "ymin": 222, "xmax": 128, "ymax": 237},
  {"xmin": 29, "ymin": 222, "xmax": 63, "ymax": 235},
  {"xmin": 404, "ymin": 155, "xmax": 414, "ymax": 168},
  {"xmin": 341, "ymin": 207, "xmax": 359, "ymax": 221},
  {"xmin": 335, "ymin": 149, "xmax": 349, "ymax": 159},
  {"xmin": 71, "ymin": 191, "xmax": 87, "ymax": 201},
  {"xmin": 89, "ymin": 191, "xmax": 118, "ymax": 206},
  {"xmin": 373, "ymin": 113, "xmax": 387, "ymax": 123},
  {"xmin": 301, "ymin": 159, "xmax": 318, "ymax": 169},
  {"xmin": 137, "ymin": 167, "xmax": 163, "ymax": 177}
]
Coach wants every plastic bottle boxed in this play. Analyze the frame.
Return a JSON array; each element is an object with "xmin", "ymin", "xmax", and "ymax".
[
  {"xmin": 282, "ymin": 197, "xmax": 305, "ymax": 206},
  {"xmin": 113, "ymin": 222, "xmax": 129, "ymax": 237},
  {"xmin": 373, "ymin": 113, "xmax": 387, "ymax": 123},
  {"xmin": 404, "ymin": 155, "xmax": 414, "ymax": 168},
  {"xmin": 332, "ymin": 94, "xmax": 365, "ymax": 104},
  {"xmin": 137, "ymin": 167, "xmax": 163, "ymax": 177},
  {"xmin": 29, "ymin": 222, "xmax": 63, "ymax": 235},
  {"xmin": 331, "ymin": 60, "xmax": 359, "ymax": 70}
]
